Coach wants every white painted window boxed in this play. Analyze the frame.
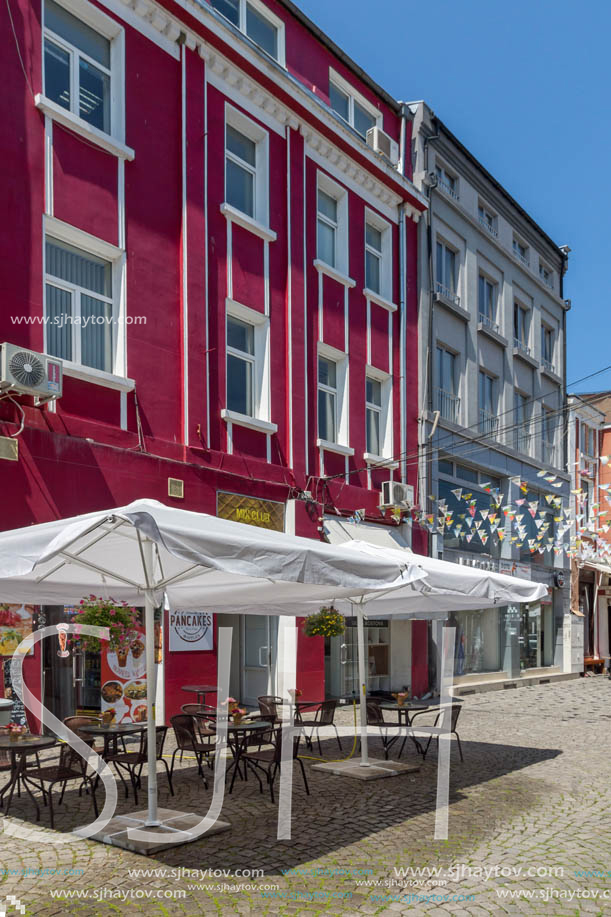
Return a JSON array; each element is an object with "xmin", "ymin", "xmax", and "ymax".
[
  {"xmin": 478, "ymin": 370, "xmax": 497, "ymax": 436},
  {"xmin": 435, "ymin": 164, "xmax": 459, "ymax": 199},
  {"xmin": 45, "ymin": 236, "xmax": 114, "ymax": 372},
  {"xmin": 328, "ymin": 69, "xmax": 381, "ymax": 139},
  {"xmin": 364, "ymin": 210, "xmax": 391, "ymax": 300},
  {"xmin": 210, "ymin": 0, "xmax": 285, "ymax": 64},
  {"xmin": 43, "ymin": 0, "xmax": 123, "ymax": 138},
  {"xmin": 478, "ymin": 203, "xmax": 497, "ymax": 236},
  {"xmin": 318, "ymin": 356, "xmax": 337, "ymax": 443},
  {"xmin": 513, "ymin": 302, "xmax": 529, "ymax": 348},
  {"xmin": 478, "ymin": 273, "xmax": 497, "ymax": 323},
  {"xmin": 317, "ymin": 344, "xmax": 349, "ymax": 448},
  {"xmin": 225, "ymin": 301, "xmax": 271, "ymax": 422},
  {"xmin": 512, "ymin": 236, "xmax": 529, "ymax": 265},
  {"xmin": 316, "ymin": 173, "xmax": 348, "ymax": 275},
  {"xmin": 435, "ymin": 345, "xmax": 459, "ymax": 423},
  {"xmin": 514, "ymin": 389, "xmax": 531, "ymax": 453},
  {"xmin": 539, "ymin": 260, "xmax": 554, "ymax": 290},
  {"xmin": 364, "ymin": 371, "xmax": 392, "ymax": 460},
  {"xmin": 227, "ymin": 315, "xmax": 255, "ymax": 416},
  {"xmin": 541, "ymin": 323, "xmax": 554, "ymax": 368},
  {"xmin": 436, "ymin": 240, "xmax": 457, "ymax": 298},
  {"xmin": 225, "ymin": 106, "xmax": 269, "ymax": 226}
]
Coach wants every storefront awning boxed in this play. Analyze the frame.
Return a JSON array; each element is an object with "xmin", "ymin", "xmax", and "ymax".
[{"xmin": 582, "ymin": 561, "xmax": 611, "ymax": 578}]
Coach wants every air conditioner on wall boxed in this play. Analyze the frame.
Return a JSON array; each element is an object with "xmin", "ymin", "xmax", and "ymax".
[
  {"xmin": 366, "ymin": 126, "xmax": 400, "ymax": 167},
  {"xmin": 0, "ymin": 343, "xmax": 62, "ymax": 403},
  {"xmin": 380, "ymin": 481, "xmax": 414, "ymax": 509}
]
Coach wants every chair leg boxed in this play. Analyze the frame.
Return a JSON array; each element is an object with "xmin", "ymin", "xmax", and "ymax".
[
  {"xmin": 454, "ymin": 732, "xmax": 464, "ymax": 762},
  {"xmin": 89, "ymin": 777, "xmax": 99, "ymax": 818},
  {"xmin": 334, "ymin": 726, "xmax": 343, "ymax": 751},
  {"xmin": 197, "ymin": 754, "xmax": 208, "ymax": 790},
  {"xmin": 422, "ymin": 736, "xmax": 433, "ymax": 760},
  {"xmin": 269, "ymin": 762, "xmax": 279, "ymax": 804},
  {"xmin": 113, "ymin": 763, "xmax": 130, "ymax": 799},
  {"xmin": 170, "ymin": 748, "xmax": 179, "ymax": 783},
  {"xmin": 48, "ymin": 786, "xmax": 55, "ymax": 830},
  {"xmin": 160, "ymin": 758, "xmax": 174, "ymax": 796},
  {"xmin": 58, "ymin": 780, "xmax": 68, "ymax": 806},
  {"xmin": 297, "ymin": 758, "xmax": 310, "ymax": 796},
  {"xmin": 316, "ymin": 728, "xmax": 322, "ymax": 757}
]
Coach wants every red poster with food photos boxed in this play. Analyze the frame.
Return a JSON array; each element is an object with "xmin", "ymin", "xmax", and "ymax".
[{"xmin": 100, "ymin": 624, "xmax": 147, "ymax": 724}]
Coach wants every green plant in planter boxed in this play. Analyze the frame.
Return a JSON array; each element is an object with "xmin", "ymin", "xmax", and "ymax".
[
  {"xmin": 303, "ymin": 606, "xmax": 345, "ymax": 638},
  {"xmin": 71, "ymin": 595, "xmax": 140, "ymax": 653}
]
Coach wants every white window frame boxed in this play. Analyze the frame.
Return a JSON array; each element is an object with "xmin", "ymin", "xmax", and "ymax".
[
  {"xmin": 43, "ymin": 216, "xmax": 125, "ymax": 380},
  {"xmin": 513, "ymin": 300, "xmax": 530, "ymax": 348},
  {"xmin": 42, "ymin": 0, "xmax": 125, "ymax": 143},
  {"xmin": 224, "ymin": 104, "xmax": 269, "ymax": 229},
  {"xmin": 210, "ymin": 0, "xmax": 286, "ymax": 66},
  {"xmin": 435, "ymin": 162, "xmax": 459, "ymax": 200},
  {"xmin": 435, "ymin": 237, "xmax": 459, "ymax": 300},
  {"xmin": 223, "ymin": 299, "xmax": 272, "ymax": 428},
  {"xmin": 316, "ymin": 171, "xmax": 348, "ymax": 277},
  {"xmin": 539, "ymin": 259, "xmax": 554, "ymax": 290},
  {"xmin": 478, "ymin": 272, "xmax": 497, "ymax": 322},
  {"xmin": 364, "ymin": 366, "xmax": 392, "ymax": 461},
  {"xmin": 364, "ymin": 209, "xmax": 391, "ymax": 302},
  {"xmin": 317, "ymin": 342, "xmax": 349, "ymax": 450},
  {"xmin": 478, "ymin": 201, "xmax": 497, "ymax": 236},
  {"xmin": 512, "ymin": 235, "xmax": 529, "ymax": 265},
  {"xmin": 328, "ymin": 68, "xmax": 382, "ymax": 139},
  {"xmin": 541, "ymin": 322, "xmax": 554, "ymax": 367}
]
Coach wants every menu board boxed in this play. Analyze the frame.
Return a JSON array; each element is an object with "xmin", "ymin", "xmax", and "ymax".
[
  {"xmin": 0, "ymin": 604, "xmax": 37, "ymax": 657},
  {"xmin": 100, "ymin": 624, "xmax": 147, "ymax": 724}
]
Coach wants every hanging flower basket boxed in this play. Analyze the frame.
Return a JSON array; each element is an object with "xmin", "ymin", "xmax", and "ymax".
[
  {"xmin": 303, "ymin": 606, "xmax": 345, "ymax": 638},
  {"xmin": 71, "ymin": 596, "xmax": 140, "ymax": 654}
]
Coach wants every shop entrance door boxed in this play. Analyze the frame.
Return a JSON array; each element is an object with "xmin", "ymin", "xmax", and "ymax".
[
  {"xmin": 42, "ymin": 606, "xmax": 102, "ymax": 732},
  {"xmin": 241, "ymin": 616, "xmax": 277, "ymax": 708}
]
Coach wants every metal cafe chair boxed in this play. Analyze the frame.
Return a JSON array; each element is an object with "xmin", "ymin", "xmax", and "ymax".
[
  {"xmin": 238, "ymin": 725, "xmax": 309, "ymax": 804},
  {"xmin": 170, "ymin": 715, "xmax": 215, "ymax": 788},
  {"xmin": 365, "ymin": 700, "xmax": 399, "ymax": 760},
  {"xmin": 105, "ymin": 726, "xmax": 174, "ymax": 804},
  {"xmin": 299, "ymin": 699, "xmax": 342, "ymax": 755},
  {"xmin": 25, "ymin": 744, "xmax": 98, "ymax": 829},
  {"xmin": 410, "ymin": 703, "xmax": 464, "ymax": 762}
]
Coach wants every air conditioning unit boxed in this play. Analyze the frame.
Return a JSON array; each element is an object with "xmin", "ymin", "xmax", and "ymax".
[
  {"xmin": 0, "ymin": 343, "xmax": 62, "ymax": 403},
  {"xmin": 366, "ymin": 126, "xmax": 399, "ymax": 166},
  {"xmin": 380, "ymin": 481, "xmax": 414, "ymax": 509}
]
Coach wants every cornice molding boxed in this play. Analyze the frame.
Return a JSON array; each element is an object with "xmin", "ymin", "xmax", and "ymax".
[
  {"xmin": 300, "ymin": 123, "xmax": 407, "ymax": 214},
  {"xmin": 118, "ymin": 0, "xmax": 426, "ymax": 216}
]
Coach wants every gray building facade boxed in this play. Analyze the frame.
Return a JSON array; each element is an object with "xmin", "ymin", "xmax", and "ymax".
[{"xmin": 409, "ymin": 101, "xmax": 572, "ymax": 689}]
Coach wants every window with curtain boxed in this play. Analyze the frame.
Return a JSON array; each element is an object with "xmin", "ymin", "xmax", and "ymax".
[
  {"xmin": 226, "ymin": 315, "xmax": 255, "ymax": 416},
  {"xmin": 514, "ymin": 390, "xmax": 530, "ymax": 452},
  {"xmin": 318, "ymin": 356, "xmax": 337, "ymax": 442},
  {"xmin": 44, "ymin": 0, "xmax": 111, "ymax": 134},
  {"xmin": 365, "ymin": 376, "xmax": 382, "ymax": 455},
  {"xmin": 541, "ymin": 325, "xmax": 554, "ymax": 365},
  {"xmin": 45, "ymin": 237, "xmax": 113, "ymax": 372}
]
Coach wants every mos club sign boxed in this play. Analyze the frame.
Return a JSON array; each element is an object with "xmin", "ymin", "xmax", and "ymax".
[{"xmin": 169, "ymin": 610, "xmax": 213, "ymax": 652}]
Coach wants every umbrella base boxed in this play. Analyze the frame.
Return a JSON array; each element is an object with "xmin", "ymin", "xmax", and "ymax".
[
  {"xmin": 88, "ymin": 808, "xmax": 231, "ymax": 855},
  {"xmin": 311, "ymin": 758, "xmax": 419, "ymax": 781}
]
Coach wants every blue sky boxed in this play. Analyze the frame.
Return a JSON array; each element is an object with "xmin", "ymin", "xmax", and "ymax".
[{"xmin": 294, "ymin": 0, "xmax": 608, "ymax": 392}]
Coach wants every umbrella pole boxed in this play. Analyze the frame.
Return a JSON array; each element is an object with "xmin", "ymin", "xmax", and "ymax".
[
  {"xmin": 356, "ymin": 605, "xmax": 370, "ymax": 767},
  {"xmin": 143, "ymin": 541, "xmax": 159, "ymax": 827}
]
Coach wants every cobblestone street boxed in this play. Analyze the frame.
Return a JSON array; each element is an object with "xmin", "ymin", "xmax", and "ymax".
[{"xmin": 0, "ymin": 676, "xmax": 610, "ymax": 916}]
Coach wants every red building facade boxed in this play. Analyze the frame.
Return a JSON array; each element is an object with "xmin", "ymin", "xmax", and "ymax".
[{"xmin": 0, "ymin": 0, "xmax": 427, "ymax": 722}]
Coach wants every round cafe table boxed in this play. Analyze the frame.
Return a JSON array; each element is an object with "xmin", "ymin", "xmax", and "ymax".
[
  {"xmin": 217, "ymin": 720, "xmax": 273, "ymax": 794},
  {"xmin": 0, "ymin": 734, "xmax": 57, "ymax": 820},
  {"xmin": 181, "ymin": 684, "xmax": 218, "ymax": 706},
  {"xmin": 79, "ymin": 723, "xmax": 147, "ymax": 758}
]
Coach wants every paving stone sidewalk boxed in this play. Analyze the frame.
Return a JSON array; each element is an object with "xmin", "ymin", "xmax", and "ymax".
[{"xmin": 0, "ymin": 677, "xmax": 610, "ymax": 916}]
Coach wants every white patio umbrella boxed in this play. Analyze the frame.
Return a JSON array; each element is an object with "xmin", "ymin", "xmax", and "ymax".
[
  {"xmin": 0, "ymin": 499, "xmax": 427, "ymax": 827},
  {"xmin": 220, "ymin": 540, "xmax": 549, "ymax": 765}
]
